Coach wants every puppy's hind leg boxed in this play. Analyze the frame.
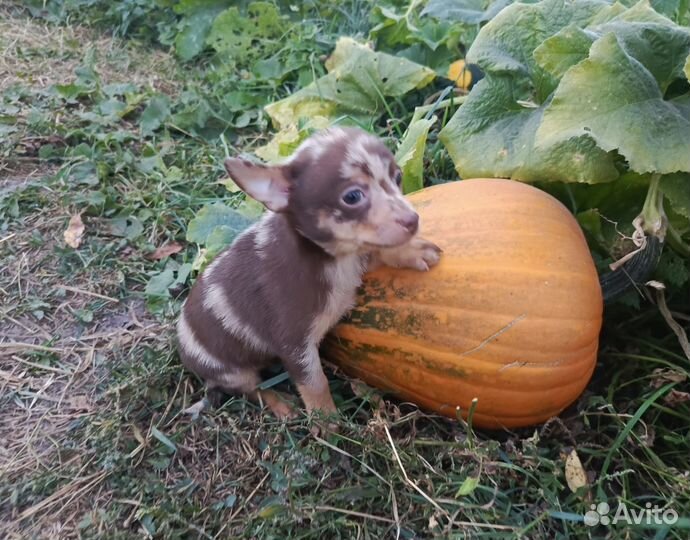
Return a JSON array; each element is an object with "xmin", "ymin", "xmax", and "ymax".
[{"xmin": 212, "ymin": 368, "xmax": 297, "ymax": 420}]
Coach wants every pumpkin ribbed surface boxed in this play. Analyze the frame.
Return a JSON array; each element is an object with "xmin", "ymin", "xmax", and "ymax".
[{"xmin": 323, "ymin": 179, "xmax": 603, "ymax": 429}]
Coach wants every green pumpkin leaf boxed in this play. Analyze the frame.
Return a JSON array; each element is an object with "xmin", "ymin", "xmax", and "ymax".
[
  {"xmin": 534, "ymin": 2, "xmax": 690, "ymax": 89},
  {"xmin": 647, "ymin": 0, "xmax": 690, "ymax": 23},
  {"xmin": 140, "ymin": 94, "xmax": 171, "ymax": 136},
  {"xmin": 186, "ymin": 203, "xmax": 255, "ymax": 246},
  {"xmin": 439, "ymin": 76, "xmax": 619, "ymax": 183},
  {"xmin": 536, "ymin": 33, "xmax": 690, "ymax": 175},
  {"xmin": 174, "ymin": 4, "xmax": 226, "ymax": 61},
  {"xmin": 590, "ymin": 2, "xmax": 690, "ymax": 91},
  {"xmin": 395, "ymin": 116, "xmax": 436, "ymax": 194},
  {"xmin": 441, "ymin": 0, "xmax": 690, "ymax": 186},
  {"xmin": 534, "ymin": 25, "xmax": 597, "ymax": 79},
  {"xmin": 422, "ymin": 0, "xmax": 515, "ymax": 25},
  {"xmin": 466, "ymin": 0, "xmax": 609, "ymax": 99},
  {"xmin": 656, "ymin": 250, "xmax": 690, "ymax": 287},
  {"xmin": 661, "ymin": 173, "xmax": 690, "ymax": 218},
  {"xmin": 206, "ymin": 2, "xmax": 282, "ymax": 67},
  {"xmin": 145, "ymin": 268, "xmax": 175, "ymax": 299},
  {"xmin": 204, "ymin": 226, "xmax": 238, "ymax": 257}
]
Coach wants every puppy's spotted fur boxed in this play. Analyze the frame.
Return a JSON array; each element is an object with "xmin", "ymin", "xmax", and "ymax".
[{"xmin": 178, "ymin": 127, "xmax": 441, "ymax": 421}]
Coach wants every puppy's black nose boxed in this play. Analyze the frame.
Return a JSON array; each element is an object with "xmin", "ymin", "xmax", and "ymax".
[{"xmin": 397, "ymin": 213, "xmax": 419, "ymax": 235}]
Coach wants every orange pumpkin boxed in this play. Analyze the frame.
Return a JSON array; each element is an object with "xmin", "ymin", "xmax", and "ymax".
[{"xmin": 323, "ymin": 179, "xmax": 603, "ymax": 429}]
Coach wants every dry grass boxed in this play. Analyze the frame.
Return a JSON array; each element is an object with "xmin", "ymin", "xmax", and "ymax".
[
  {"xmin": 0, "ymin": 195, "xmax": 166, "ymax": 536},
  {"xmin": 0, "ymin": 12, "xmax": 180, "ymax": 529},
  {"xmin": 0, "ymin": 3, "xmax": 179, "ymax": 93}
]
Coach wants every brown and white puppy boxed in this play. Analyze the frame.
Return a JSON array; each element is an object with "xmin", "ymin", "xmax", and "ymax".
[{"xmin": 177, "ymin": 127, "xmax": 441, "ymax": 421}]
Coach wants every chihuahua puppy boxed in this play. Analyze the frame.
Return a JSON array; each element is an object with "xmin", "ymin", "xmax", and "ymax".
[{"xmin": 178, "ymin": 127, "xmax": 441, "ymax": 421}]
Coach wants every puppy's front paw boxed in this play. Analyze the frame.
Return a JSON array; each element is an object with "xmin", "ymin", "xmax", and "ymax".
[
  {"xmin": 391, "ymin": 237, "xmax": 442, "ymax": 271},
  {"xmin": 409, "ymin": 237, "xmax": 442, "ymax": 271}
]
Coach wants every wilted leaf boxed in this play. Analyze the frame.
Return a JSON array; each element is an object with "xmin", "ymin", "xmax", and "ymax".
[
  {"xmin": 370, "ymin": 5, "xmax": 463, "ymax": 69},
  {"xmin": 64, "ymin": 214, "xmax": 85, "ymax": 248},
  {"xmin": 265, "ymin": 38, "xmax": 435, "ymax": 129},
  {"xmin": 236, "ymin": 197, "xmax": 265, "ymax": 219},
  {"xmin": 257, "ymin": 501, "xmax": 283, "ymax": 519},
  {"xmin": 564, "ymin": 449, "xmax": 588, "ymax": 492},
  {"xmin": 254, "ymin": 124, "xmax": 304, "ymax": 163},
  {"xmin": 349, "ymin": 380, "xmax": 384, "ymax": 411},
  {"xmin": 253, "ymin": 116, "xmax": 330, "ymax": 163},
  {"xmin": 148, "ymin": 242, "xmax": 183, "ymax": 260},
  {"xmin": 650, "ymin": 368, "xmax": 687, "ymax": 387},
  {"xmin": 53, "ymin": 82, "xmax": 94, "ymax": 101},
  {"xmin": 536, "ymin": 33, "xmax": 690, "ymax": 175},
  {"xmin": 395, "ymin": 115, "xmax": 436, "ymax": 194},
  {"xmin": 205, "ymin": 226, "xmax": 238, "ymax": 257}
]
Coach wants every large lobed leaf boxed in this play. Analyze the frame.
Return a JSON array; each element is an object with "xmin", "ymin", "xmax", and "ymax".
[
  {"xmin": 439, "ymin": 76, "xmax": 619, "ymax": 183},
  {"xmin": 441, "ymin": 0, "xmax": 690, "ymax": 188},
  {"xmin": 465, "ymin": 0, "xmax": 610, "ymax": 99},
  {"xmin": 421, "ymin": 0, "xmax": 518, "ymax": 25},
  {"xmin": 536, "ymin": 32, "xmax": 690, "ymax": 175}
]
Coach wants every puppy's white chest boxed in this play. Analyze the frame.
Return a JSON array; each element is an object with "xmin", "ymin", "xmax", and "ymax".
[{"xmin": 310, "ymin": 254, "xmax": 364, "ymax": 342}]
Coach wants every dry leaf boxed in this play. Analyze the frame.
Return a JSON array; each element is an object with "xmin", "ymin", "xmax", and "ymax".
[
  {"xmin": 68, "ymin": 395, "xmax": 91, "ymax": 410},
  {"xmin": 663, "ymin": 389, "xmax": 690, "ymax": 407},
  {"xmin": 63, "ymin": 214, "xmax": 85, "ymax": 248},
  {"xmin": 565, "ymin": 449, "xmax": 588, "ymax": 493},
  {"xmin": 148, "ymin": 242, "xmax": 183, "ymax": 260},
  {"xmin": 349, "ymin": 380, "xmax": 384, "ymax": 411},
  {"xmin": 650, "ymin": 368, "xmax": 687, "ymax": 388}
]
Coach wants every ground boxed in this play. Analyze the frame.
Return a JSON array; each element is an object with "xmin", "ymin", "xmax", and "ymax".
[{"xmin": 1, "ymin": 3, "xmax": 689, "ymax": 539}]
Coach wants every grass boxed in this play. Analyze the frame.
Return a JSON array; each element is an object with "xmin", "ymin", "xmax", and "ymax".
[{"xmin": 1, "ymin": 1, "xmax": 689, "ymax": 539}]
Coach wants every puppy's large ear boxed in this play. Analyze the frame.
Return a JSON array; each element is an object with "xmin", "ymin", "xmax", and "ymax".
[{"xmin": 224, "ymin": 158, "xmax": 290, "ymax": 212}]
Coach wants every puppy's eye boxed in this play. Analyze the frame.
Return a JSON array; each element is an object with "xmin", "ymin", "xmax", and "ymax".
[
  {"xmin": 394, "ymin": 171, "xmax": 403, "ymax": 186},
  {"xmin": 342, "ymin": 188, "xmax": 365, "ymax": 206}
]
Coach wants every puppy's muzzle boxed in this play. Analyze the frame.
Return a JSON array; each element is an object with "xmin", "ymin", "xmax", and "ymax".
[{"xmin": 396, "ymin": 212, "xmax": 419, "ymax": 236}]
